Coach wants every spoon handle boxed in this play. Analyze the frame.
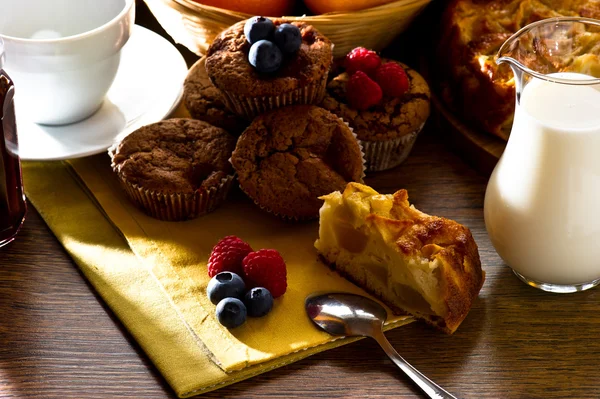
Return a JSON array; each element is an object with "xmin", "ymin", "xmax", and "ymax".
[{"xmin": 372, "ymin": 331, "xmax": 459, "ymax": 399}]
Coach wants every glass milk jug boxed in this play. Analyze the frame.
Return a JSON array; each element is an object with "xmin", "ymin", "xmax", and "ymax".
[
  {"xmin": 484, "ymin": 17, "xmax": 600, "ymax": 293},
  {"xmin": 0, "ymin": 40, "xmax": 26, "ymax": 248}
]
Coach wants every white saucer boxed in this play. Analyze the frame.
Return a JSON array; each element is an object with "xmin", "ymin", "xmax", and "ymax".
[{"xmin": 17, "ymin": 25, "xmax": 188, "ymax": 161}]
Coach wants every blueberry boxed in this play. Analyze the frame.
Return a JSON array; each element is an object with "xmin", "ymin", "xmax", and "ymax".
[
  {"xmin": 273, "ymin": 23, "xmax": 302, "ymax": 54},
  {"xmin": 248, "ymin": 40, "xmax": 283, "ymax": 73},
  {"xmin": 206, "ymin": 272, "xmax": 245, "ymax": 305},
  {"xmin": 216, "ymin": 298, "xmax": 247, "ymax": 328},
  {"xmin": 244, "ymin": 16, "xmax": 275, "ymax": 44},
  {"xmin": 244, "ymin": 287, "xmax": 274, "ymax": 317}
]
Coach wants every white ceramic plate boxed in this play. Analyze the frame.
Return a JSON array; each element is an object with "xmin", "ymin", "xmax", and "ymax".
[{"xmin": 16, "ymin": 24, "xmax": 188, "ymax": 161}]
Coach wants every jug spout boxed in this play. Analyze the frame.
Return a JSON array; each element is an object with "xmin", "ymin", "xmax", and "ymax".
[
  {"xmin": 495, "ymin": 17, "xmax": 600, "ymax": 86},
  {"xmin": 495, "ymin": 29, "xmax": 529, "ymax": 96},
  {"xmin": 496, "ymin": 30, "xmax": 519, "ymax": 67},
  {"xmin": 495, "ymin": 18, "xmax": 546, "ymax": 84},
  {"xmin": 496, "ymin": 42, "xmax": 523, "ymax": 78}
]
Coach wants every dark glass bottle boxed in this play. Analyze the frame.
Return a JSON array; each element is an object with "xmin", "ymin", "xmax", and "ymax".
[{"xmin": 0, "ymin": 44, "xmax": 26, "ymax": 248}]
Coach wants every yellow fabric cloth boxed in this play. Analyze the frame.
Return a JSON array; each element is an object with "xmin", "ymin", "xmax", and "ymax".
[{"xmin": 22, "ymin": 149, "xmax": 413, "ymax": 397}]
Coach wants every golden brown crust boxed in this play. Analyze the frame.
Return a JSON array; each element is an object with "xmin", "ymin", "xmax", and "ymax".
[
  {"xmin": 316, "ymin": 183, "xmax": 484, "ymax": 333},
  {"xmin": 439, "ymin": 0, "xmax": 600, "ymax": 140},
  {"xmin": 206, "ymin": 19, "xmax": 332, "ymax": 97},
  {"xmin": 231, "ymin": 105, "xmax": 364, "ymax": 220},
  {"xmin": 110, "ymin": 119, "xmax": 235, "ymax": 194},
  {"xmin": 321, "ymin": 61, "xmax": 431, "ymax": 142},
  {"xmin": 183, "ymin": 58, "xmax": 248, "ymax": 136},
  {"xmin": 371, "ymin": 188, "xmax": 484, "ymax": 333}
]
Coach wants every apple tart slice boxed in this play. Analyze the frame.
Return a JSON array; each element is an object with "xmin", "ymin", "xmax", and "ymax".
[{"xmin": 315, "ymin": 183, "xmax": 484, "ymax": 333}]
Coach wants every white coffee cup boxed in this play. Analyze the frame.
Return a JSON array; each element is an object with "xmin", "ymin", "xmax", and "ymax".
[{"xmin": 0, "ymin": 0, "xmax": 135, "ymax": 125}]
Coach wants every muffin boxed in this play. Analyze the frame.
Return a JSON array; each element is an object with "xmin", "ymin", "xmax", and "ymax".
[
  {"xmin": 109, "ymin": 119, "xmax": 236, "ymax": 221},
  {"xmin": 322, "ymin": 60, "xmax": 430, "ymax": 172},
  {"xmin": 206, "ymin": 19, "xmax": 333, "ymax": 120},
  {"xmin": 230, "ymin": 105, "xmax": 365, "ymax": 221},
  {"xmin": 183, "ymin": 57, "xmax": 248, "ymax": 136}
]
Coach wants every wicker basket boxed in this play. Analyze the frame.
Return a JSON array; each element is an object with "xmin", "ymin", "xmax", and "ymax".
[{"xmin": 144, "ymin": 0, "xmax": 432, "ymax": 58}]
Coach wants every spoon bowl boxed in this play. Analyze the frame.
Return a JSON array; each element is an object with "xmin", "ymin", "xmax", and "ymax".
[
  {"xmin": 306, "ymin": 292, "xmax": 386, "ymax": 337},
  {"xmin": 306, "ymin": 293, "xmax": 458, "ymax": 399}
]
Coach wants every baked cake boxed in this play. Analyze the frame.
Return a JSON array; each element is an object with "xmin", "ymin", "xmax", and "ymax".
[
  {"xmin": 183, "ymin": 57, "xmax": 248, "ymax": 136},
  {"xmin": 109, "ymin": 119, "xmax": 236, "ymax": 221},
  {"xmin": 321, "ymin": 59, "xmax": 430, "ymax": 171},
  {"xmin": 439, "ymin": 0, "xmax": 600, "ymax": 140},
  {"xmin": 230, "ymin": 105, "xmax": 365, "ymax": 221},
  {"xmin": 206, "ymin": 19, "xmax": 332, "ymax": 119},
  {"xmin": 315, "ymin": 183, "xmax": 484, "ymax": 333}
]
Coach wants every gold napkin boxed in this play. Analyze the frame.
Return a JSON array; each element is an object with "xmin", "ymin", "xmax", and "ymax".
[{"xmin": 22, "ymin": 156, "xmax": 413, "ymax": 397}]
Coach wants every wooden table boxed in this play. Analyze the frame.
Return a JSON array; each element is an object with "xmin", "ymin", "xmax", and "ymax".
[{"xmin": 2, "ymin": 4, "xmax": 600, "ymax": 399}]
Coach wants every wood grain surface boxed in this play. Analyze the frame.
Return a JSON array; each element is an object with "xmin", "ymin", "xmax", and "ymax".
[
  {"xmin": 431, "ymin": 92, "xmax": 506, "ymax": 176},
  {"xmin": 1, "ymin": 3, "xmax": 600, "ymax": 399}
]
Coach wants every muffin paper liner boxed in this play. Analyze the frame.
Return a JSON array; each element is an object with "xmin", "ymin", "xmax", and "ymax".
[
  {"xmin": 219, "ymin": 73, "xmax": 329, "ymax": 120},
  {"xmin": 116, "ymin": 174, "xmax": 235, "ymax": 222},
  {"xmin": 232, "ymin": 116, "xmax": 365, "ymax": 223},
  {"xmin": 361, "ymin": 123, "xmax": 425, "ymax": 172},
  {"xmin": 345, "ymin": 120, "xmax": 367, "ymax": 182}
]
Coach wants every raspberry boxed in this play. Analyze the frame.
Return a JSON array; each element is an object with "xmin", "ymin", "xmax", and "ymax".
[
  {"xmin": 374, "ymin": 62, "xmax": 410, "ymax": 97},
  {"xmin": 207, "ymin": 236, "xmax": 253, "ymax": 277},
  {"xmin": 242, "ymin": 249, "xmax": 287, "ymax": 298},
  {"xmin": 345, "ymin": 71, "xmax": 383, "ymax": 111},
  {"xmin": 344, "ymin": 47, "xmax": 381, "ymax": 75}
]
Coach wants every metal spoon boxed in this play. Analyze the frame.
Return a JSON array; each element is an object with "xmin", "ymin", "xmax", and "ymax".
[{"xmin": 305, "ymin": 293, "xmax": 458, "ymax": 399}]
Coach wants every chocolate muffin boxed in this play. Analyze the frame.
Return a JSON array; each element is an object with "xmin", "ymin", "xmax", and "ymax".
[
  {"xmin": 230, "ymin": 105, "xmax": 365, "ymax": 220},
  {"xmin": 183, "ymin": 57, "xmax": 248, "ymax": 136},
  {"xmin": 109, "ymin": 119, "xmax": 236, "ymax": 221},
  {"xmin": 322, "ymin": 60, "xmax": 431, "ymax": 172},
  {"xmin": 206, "ymin": 19, "xmax": 332, "ymax": 120}
]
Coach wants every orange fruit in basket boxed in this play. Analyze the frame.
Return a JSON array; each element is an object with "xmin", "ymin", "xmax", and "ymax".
[
  {"xmin": 194, "ymin": 0, "xmax": 296, "ymax": 16},
  {"xmin": 304, "ymin": 0, "xmax": 398, "ymax": 14}
]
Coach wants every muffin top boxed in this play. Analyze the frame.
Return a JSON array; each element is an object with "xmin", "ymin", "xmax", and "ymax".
[
  {"xmin": 206, "ymin": 19, "xmax": 332, "ymax": 97},
  {"xmin": 110, "ymin": 119, "xmax": 235, "ymax": 194},
  {"xmin": 231, "ymin": 105, "xmax": 364, "ymax": 220},
  {"xmin": 322, "ymin": 61, "xmax": 431, "ymax": 142},
  {"xmin": 183, "ymin": 58, "xmax": 248, "ymax": 135}
]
